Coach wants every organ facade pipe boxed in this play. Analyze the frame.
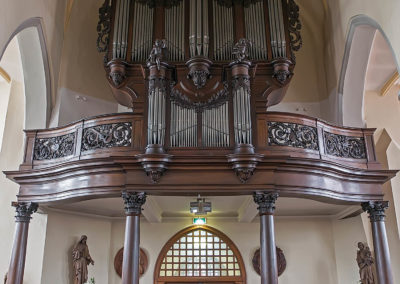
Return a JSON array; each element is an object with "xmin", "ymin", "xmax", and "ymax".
[
  {"xmin": 146, "ymin": 40, "xmax": 168, "ymax": 146},
  {"xmin": 231, "ymin": 39, "xmax": 253, "ymax": 146}
]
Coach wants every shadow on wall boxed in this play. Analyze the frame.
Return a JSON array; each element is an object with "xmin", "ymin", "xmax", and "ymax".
[
  {"xmin": 0, "ymin": 17, "xmax": 51, "ymax": 130},
  {"xmin": 338, "ymin": 15, "xmax": 399, "ymax": 128}
]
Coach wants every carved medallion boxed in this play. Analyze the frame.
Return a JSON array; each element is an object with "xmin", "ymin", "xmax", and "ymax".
[
  {"xmin": 252, "ymin": 247, "xmax": 286, "ymax": 277},
  {"xmin": 268, "ymin": 122, "xmax": 319, "ymax": 151},
  {"xmin": 82, "ymin": 123, "xmax": 132, "ymax": 151},
  {"xmin": 324, "ymin": 132, "xmax": 366, "ymax": 159},
  {"xmin": 33, "ymin": 133, "xmax": 76, "ymax": 160},
  {"xmin": 114, "ymin": 247, "xmax": 148, "ymax": 278}
]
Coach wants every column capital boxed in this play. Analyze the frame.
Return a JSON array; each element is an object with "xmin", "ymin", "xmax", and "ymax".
[
  {"xmin": 362, "ymin": 201, "xmax": 389, "ymax": 222},
  {"xmin": 253, "ymin": 192, "xmax": 279, "ymax": 215},
  {"xmin": 12, "ymin": 202, "xmax": 38, "ymax": 223},
  {"xmin": 122, "ymin": 192, "xmax": 147, "ymax": 215}
]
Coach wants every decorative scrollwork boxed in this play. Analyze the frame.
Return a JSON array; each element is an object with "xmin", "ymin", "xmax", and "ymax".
[
  {"xmin": 187, "ymin": 69, "xmax": 210, "ymax": 89},
  {"xmin": 362, "ymin": 201, "xmax": 389, "ymax": 222},
  {"xmin": 82, "ymin": 123, "xmax": 132, "ymax": 151},
  {"xmin": 288, "ymin": 0, "xmax": 302, "ymax": 61},
  {"xmin": 13, "ymin": 202, "xmax": 38, "ymax": 223},
  {"xmin": 232, "ymin": 76, "xmax": 251, "ymax": 93},
  {"xmin": 33, "ymin": 133, "xmax": 76, "ymax": 160},
  {"xmin": 96, "ymin": 0, "xmax": 112, "ymax": 52},
  {"xmin": 324, "ymin": 132, "xmax": 366, "ymax": 159},
  {"xmin": 273, "ymin": 69, "xmax": 292, "ymax": 84},
  {"xmin": 268, "ymin": 122, "xmax": 318, "ymax": 151},
  {"xmin": 170, "ymin": 83, "xmax": 229, "ymax": 111},
  {"xmin": 253, "ymin": 192, "xmax": 279, "ymax": 215},
  {"xmin": 122, "ymin": 192, "xmax": 147, "ymax": 215},
  {"xmin": 217, "ymin": 0, "xmax": 262, "ymax": 8}
]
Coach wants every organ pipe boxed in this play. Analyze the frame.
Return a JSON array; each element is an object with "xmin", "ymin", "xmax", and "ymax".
[
  {"xmin": 202, "ymin": 102, "xmax": 230, "ymax": 147},
  {"xmin": 131, "ymin": 1, "xmax": 154, "ymax": 62},
  {"xmin": 165, "ymin": 1, "xmax": 185, "ymax": 61},
  {"xmin": 268, "ymin": 0, "xmax": 286, "ymax": 58},
  {"xmin": 112, "ymin": 0, "xmax": 131, "ymax": 59},
  {"xmin": 212, "ymin": 0, "xmax": 234, "ymax": 61},
  {"xmin": 189, "ymin": 0, "xmax": 209, "ymax": 57},
  {"xmin": 244, "ymin": 1, "xmax": 268, "ymax": 60}
]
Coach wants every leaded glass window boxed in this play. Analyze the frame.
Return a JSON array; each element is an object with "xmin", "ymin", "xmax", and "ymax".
[{"xmin": 156, "ymin": 226, "xmax": 246, "ymax": 282}]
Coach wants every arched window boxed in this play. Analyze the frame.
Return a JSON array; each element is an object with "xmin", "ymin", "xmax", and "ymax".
[{"xmin": 154, "ymin": 225, "xmax": 246, "ymax": 283}]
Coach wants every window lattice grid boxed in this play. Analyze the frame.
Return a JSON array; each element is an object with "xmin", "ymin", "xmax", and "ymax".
[{"xmin": 159, "ymin": 229, "xmax": 241, "ymax": 277}]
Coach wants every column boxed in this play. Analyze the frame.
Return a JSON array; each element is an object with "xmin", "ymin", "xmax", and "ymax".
[
  {"xmin": 254, "ymin": 192, "xmax": 279, "ymax": 284},
  {"xmin": 7, "ymin": 202, "xmax": 38, "ymax": 284},
  {"xmin": 362, "ymin": 201, "xmax": 394, "ymax": 284},
  {"xmin": 121, "ymin": 192, "xmax": 146, "ymax": 284}
]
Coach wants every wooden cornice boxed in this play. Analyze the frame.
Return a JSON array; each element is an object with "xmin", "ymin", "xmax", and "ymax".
[
  {"xmin": 0, "ymin": 66, "xmax": 11, "ymax": 83},
  {"xmin": 380, "ymin": 71, "xmax": 400, "ymax": 96}
]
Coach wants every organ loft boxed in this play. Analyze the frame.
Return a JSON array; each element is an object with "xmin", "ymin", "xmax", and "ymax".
[{"xmin": 3, "ymin": 1, "xmax": 396, "ymax": 284}]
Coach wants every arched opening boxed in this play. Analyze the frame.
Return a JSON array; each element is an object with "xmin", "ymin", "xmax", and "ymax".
[
  {"xmin": 339, "ymin": 14, "xmax": 400, "ymax": 283},
  {"xmin": 0, "ymin": 17, "xmax": 51, "ymax": 129},
  {"xmin": 338, "ymin": 15, "xmax": 399, "ymax": 127},
  {"xmin": 0, "ymin": 17, "xmax": 51, "ymax": 283},
  {"xmin": 154, "ymin": 225, "xmax": 246, "ymax": 284}
]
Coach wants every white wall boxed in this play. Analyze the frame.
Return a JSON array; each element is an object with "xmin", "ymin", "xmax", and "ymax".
[
  {"xmin": 41, "ymin": 211, "xmax": 112, "ymax": 284},
  {"xmin": 0, "ymin": 79, "xmax": 48, "ymax": 284},
  {"xmin": 107, "ymin": 217, "xmax": 342, "ymax": 284}
]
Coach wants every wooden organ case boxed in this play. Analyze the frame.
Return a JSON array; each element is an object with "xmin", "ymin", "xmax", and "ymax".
[
  {"xmin": 3, "ymin": 1, "xmax": 398, "ymax": 284},
  {"xmin": 97, "ymin": 0, "xmax": 303, "ymax": 182}
]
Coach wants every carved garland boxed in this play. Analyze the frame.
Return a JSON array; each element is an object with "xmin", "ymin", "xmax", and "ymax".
[
  {"xmin": 324, "ymin": 132, "xmax": 366, "ymax": 159},
  {"xmin": 96, "ymin": 0, "xmax": 112, "ymax": 53},
  {"xmin": 33, "ymin": 133, "xmax": 76, "ymax": 161},
  {"xmin": 267, "ymin": 122, "xmax": 319, "ymax": 151},
  {"xmin": 82, "ymin": 123, "xmax": 132, "ymax": 151},
  {"xmin": 287, "ymin": 0, "xmax": 302, "ymax": 61},
  {"xmin": 170, "ymin": 83, "xmax": 229, "ymax": 111}
]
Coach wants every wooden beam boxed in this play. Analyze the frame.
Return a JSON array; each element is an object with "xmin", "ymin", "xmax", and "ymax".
[
  {"xmin": 0, "ymin": 66, "xmax": 11, "ymax": 83},
  {"xmin": 380, "ymin": 71, "xmax": 400, "ymax": 96}
]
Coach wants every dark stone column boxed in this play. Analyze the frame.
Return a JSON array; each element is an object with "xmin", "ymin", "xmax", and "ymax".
[
  {"xmin": 121, "ymin": 192, "xmax": 146, "ymax": 284},
  {"xmin": 362, "ymin": 201, "xmax": 394, "ymax": 284},
  {"xmin": 254, "ymin": 192, "xmax": 279, "ymax": 284},
  {"xmin": 7, "ymin": 202, "xmax": 38, "ymax": 284}
]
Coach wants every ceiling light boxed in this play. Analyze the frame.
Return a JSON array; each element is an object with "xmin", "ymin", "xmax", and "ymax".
[{"xmin": 190, "ymin": 195, "xmax": 211, "ymax": 216}]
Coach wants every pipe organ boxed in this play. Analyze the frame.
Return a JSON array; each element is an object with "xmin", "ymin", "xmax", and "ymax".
[{"xmin": 97, "ymin": 0, "xmax": 302, "ymax": 177}]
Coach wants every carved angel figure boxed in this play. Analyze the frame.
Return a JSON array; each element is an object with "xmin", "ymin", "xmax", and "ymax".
[
  {"xmin": 147, "ymin": 39, "xmax": 167, "ymax": 70},
  {"xmin": 233, "ymin": 38, "xmax": 252, "ymax": 63},
  {"xmin": 72, "ymin": 235, "xmax": 95, "ymax": 284},
  {"xmin": 357, "ymin": 242, "xmax": 375, "ymax": 284}
]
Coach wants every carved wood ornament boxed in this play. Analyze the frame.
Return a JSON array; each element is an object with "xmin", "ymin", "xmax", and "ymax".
[
  {"xmin": 252, "ymin": 247, "xmax": 286, "ymax": 277},
  {"xmin": 114, "ymin": 247, "xmax": 148, "ymax": 278}
]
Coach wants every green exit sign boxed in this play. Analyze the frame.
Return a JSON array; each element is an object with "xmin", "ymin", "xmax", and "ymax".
[{"xmin": 193, "ymin": 217, "xmax": 207, "ymax": 225}]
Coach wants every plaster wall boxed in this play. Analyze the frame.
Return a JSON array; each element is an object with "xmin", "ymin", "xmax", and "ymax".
[
  {"xmin": 41, "ymin": 211, "xmax": 112, "ymax": 284},
  {"xmin": 0, "ymin": 80, "xmax": 47, "ymax": 283},
  {"xmin": 332, "ymin": 216, "xmax": 367, "ymax": 284},
  {"xmin": 108, "ymin": 218, "xmax": 339, "ymax": 284},
  {"xmin": 58, "ymin": 0, "xmax": 113, "ymax": 103},
  {"xmin": 0, "ymin": 0, "xmax": 66, "ymax": 107}
]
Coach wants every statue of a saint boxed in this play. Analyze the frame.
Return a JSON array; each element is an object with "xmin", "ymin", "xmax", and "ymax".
[
  {"xmin": 357, "ymin": 242, "xmax": 375, "ymax": 284},
  {"xmin": 72, "ymin": 235, "xmax": 95, "ymax": 284}
]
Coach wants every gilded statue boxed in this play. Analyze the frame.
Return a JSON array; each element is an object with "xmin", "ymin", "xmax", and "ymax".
[
  {"xmin": 357, "ymin": 242, "xmax": 375, "ymax": 284},
  {"xmin": 72, "ymin": 235, "xmax": 95, "ymax": 284}
]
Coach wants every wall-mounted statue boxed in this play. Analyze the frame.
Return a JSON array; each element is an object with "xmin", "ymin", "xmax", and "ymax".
[
  {"xmin": 357, "ymin": 242, "xmax": 375, "ymax": 284},
  {"xmin": 114, "ymin": 247, "xmax": 148, "ymax": 278},
  {"xmin": 72, "ymin": 235, "xmax": 95, "ymax": 284},
  {"xmin": 252, "ymin": 247, "xmax": 286, "ymax": 277}
]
